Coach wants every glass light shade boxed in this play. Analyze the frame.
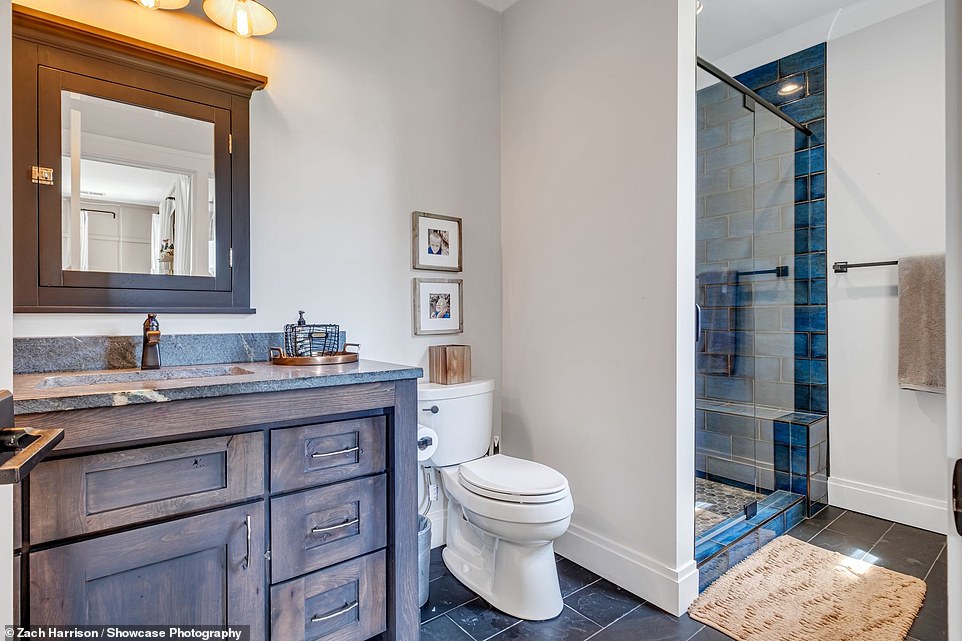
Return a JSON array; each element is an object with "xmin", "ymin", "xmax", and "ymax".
[
  {"xmin": 203, "ymin": 0, "xmax": 277, "ymax": 37},
  {"xmin": 131, "ymin": 0, "xmax": 190, "ymax": 9}
]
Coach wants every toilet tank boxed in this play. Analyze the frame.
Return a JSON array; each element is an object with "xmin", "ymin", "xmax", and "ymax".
[{"xmin": 418, "ymin": 379, "xmax": 494, "ymax": 467}]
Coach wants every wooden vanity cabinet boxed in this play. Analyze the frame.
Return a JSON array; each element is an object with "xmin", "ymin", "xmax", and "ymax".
[{"xmin": 15, "ymin": 379, "xmax": 419, "ymax": 641}]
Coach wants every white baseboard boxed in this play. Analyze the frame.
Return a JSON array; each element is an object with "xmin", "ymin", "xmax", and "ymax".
[
  {"xmin": 828, "ymin": 477, "xmax": 948, "ymax": 534},
  {"xmin": 554, "ymin": 522, "xmax": 699, "ymax": 617}
]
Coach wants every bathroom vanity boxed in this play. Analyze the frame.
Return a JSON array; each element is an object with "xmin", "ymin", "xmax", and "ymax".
[{"xmin": 12, "ymin": 359, "xmax": 422, "ymax": 641}]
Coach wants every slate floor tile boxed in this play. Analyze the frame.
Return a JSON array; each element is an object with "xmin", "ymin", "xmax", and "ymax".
[
  {"xmin": 808, "ymin": 528, "xmax": 877, "ymax": 560},
  {"xmin": 909, "ymin": 549, "xmax": 948, "ymax": 641},
  {"xmin": 556, "ymin": 557, "xmax": 601, "ymax": 597},
  {"xmin": 419, "ymin": 614, "xmax": 476, "ymax": 641},
  {"xmin": 825, "ymin": 510, "xmax": 892, "ymax": 541},
  {"xmin": 588, "ymin": 604, "xmax": 703, "ymax": 641},
  {"xmin": 429, "ymin": 546, "xmax": 448, "ymax": 581},
  {"xmin": 689, "ymin": 624, "xmax": 733, "ymax": 640},
  {"xmin": 420, "ymin": 574, "xmax": 478, "ymax": 623},
  {"xmin": 489, "ymin": 605, "xmax": 600, "ymax": 641},
  {"xmin": 867, "ymin": 524, "xmax": 946, "ymax": 579},
  {"xmin": 563, "ymin": 578, "xmax": 643, "ymax": 627},
  {"xmin": 447, "ymin": 598, "xmax": 522, "ymax": 641}
]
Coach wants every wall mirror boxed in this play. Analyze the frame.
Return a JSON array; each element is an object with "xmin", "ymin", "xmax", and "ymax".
[{"xmin": 13, "ymin": 6, "xmax": 266, "ymax": 313}]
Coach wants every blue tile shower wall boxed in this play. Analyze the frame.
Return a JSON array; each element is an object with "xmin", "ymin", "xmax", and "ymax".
[{"xmin": 736, "ymin": 44, "xmax": 829, "ymax": 414}]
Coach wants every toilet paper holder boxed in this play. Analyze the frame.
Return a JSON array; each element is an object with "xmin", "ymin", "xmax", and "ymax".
[{"xmin": 417, "ymin": 435, "xmax": 434, "ymax": 451}]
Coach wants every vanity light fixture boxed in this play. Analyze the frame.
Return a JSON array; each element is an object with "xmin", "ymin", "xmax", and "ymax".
[
  {"xmin": 778, "ymin": 81, "xmax": 804, "ymax": 96},
  {"xmin": 203, "ymin": 0, "xmax": 277, "ymax": 37},
  {"xmin": 130, "ymin": 0, "xmax": 190, "ymax": 9}
]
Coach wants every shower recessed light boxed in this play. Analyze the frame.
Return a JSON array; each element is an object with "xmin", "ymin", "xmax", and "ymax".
[{"xmin": 778, "ymin": 82, "xmax": 804, "ymax": 96}]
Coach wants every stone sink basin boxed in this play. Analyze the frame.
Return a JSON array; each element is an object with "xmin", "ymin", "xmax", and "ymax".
[{"xmin": 37, "ymin": 365, "xmax": 255, "ymax": 389}]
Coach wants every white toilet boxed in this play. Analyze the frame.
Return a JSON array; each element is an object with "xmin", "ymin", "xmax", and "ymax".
[{"xmin": 419, "ymin": 379, "xmax": 574, "ymax": 621}]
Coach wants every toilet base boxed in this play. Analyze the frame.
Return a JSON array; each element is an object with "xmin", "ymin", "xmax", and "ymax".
[{"xmin": 443, "ymin": 503, "xmax": 564, "ymax": 621}]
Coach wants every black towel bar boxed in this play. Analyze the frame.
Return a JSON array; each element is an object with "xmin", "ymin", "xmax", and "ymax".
[{"xmin": 832, "ymin": 260, "xmax": 899, "ymax": 273}]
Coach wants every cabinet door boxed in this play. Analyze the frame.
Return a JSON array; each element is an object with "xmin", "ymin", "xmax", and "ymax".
[{"xmin": 30, "ymin": 503, "xmax": 265, "ymax": 637}]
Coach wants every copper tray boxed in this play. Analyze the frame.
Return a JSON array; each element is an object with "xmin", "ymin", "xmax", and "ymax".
[{"xmin": 269, "ymin": 344, "xmax": 360, "ymax": 366}]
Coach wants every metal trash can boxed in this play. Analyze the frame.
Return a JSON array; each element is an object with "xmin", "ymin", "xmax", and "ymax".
[{"xmin": 417, "ymin": 515, "xmax": 432, "ymax": 607}]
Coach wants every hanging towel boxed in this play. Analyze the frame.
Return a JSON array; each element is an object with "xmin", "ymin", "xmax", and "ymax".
[{"xmin": 898, "ymin": 254, "xmax": 946, "ymax": 393}]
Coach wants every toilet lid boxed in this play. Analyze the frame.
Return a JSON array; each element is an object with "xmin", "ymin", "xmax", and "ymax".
[{"xmin": 459, "ymin": 454, "xmax": 570, "ymax": 504}]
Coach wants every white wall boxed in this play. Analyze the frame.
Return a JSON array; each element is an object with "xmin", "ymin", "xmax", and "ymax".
[
  {"xmin": 943, "ymin": 0, "xmax": 962, "ymax": 635},
  {"xmin": 11, "ymin": 0, "xmax": 503, "ymax": 425},
  {"xmin": 1, "ymin": 0, "xmax": 13, "ymax": 627},
  {"xmin": 826, "ymin": 2, "xmax": 948, "ymax": 533},
  {"xmin": 501, "ymin": 0, "xmax": 697, "ymax": 616}
]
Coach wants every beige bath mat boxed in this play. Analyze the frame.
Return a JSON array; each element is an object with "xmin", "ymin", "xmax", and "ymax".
[{"xmin": 689, "ymin": 536, "xmax": 926, "ymax": 641}]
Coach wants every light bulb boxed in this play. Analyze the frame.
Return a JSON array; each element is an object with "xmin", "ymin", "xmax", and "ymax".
[
  {"xmin": 234, "ymin": 0, "xmax": 253, "ymax": 37},
  {"xmin": 138, "ymin": 0, "xmax": 158, "ymax": 7},
  {"xmin": 778, "ymin": 82, "xmax": 804, "ymax": 96}
]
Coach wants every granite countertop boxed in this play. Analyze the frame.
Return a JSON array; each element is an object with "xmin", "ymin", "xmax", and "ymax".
[{"xmin": 12, "ymin": 360, "xmax": 423, "ymax": 415}]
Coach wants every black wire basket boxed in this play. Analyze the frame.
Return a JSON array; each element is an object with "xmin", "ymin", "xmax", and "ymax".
[{"xmin": 284, "ymin": 311, "xmax": 340, "ymax": 357}]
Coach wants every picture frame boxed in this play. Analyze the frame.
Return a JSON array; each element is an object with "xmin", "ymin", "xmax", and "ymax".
[
  {"xmin": 414, "ymin": 278, "xmax": 463, "ymax": 335},
  {"xmin": 412, "ymin": 211, "xmax": 462, "ymax": 272}
]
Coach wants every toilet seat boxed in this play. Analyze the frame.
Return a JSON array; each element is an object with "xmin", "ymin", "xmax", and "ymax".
[
  {"xmin": 439, "ymin": 463, "xmax": 573, "ymax": 525},
  {"xmin": 459, "ymin": 455, "xmax": 569, "ymax": 504}
]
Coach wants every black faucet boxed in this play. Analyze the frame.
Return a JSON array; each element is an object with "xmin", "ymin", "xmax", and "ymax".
[{"xmin": 142, "ymin": 314, "xmax": 161, "ymax": 370}]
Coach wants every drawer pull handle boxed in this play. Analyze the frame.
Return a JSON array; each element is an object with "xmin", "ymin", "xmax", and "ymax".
[
  {"xmin": 311, "ymin": 446, "xmax": 360, "ymax": 459},
  {"xmin": 242, "ymin": 514, "xmax": 252, "ymax": 569},
  {"xmin": 311, "ymin": 601, "xmax": 358, "ymax": 623},
  {"xmin": 312, "ymin": 518, "xmax": 359, "ymax": 534}
]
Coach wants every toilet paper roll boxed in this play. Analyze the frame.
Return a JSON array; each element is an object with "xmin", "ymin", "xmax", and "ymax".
[{"xmin": 417, "ymin": 425, "xmax": 439, "ymax": 462}]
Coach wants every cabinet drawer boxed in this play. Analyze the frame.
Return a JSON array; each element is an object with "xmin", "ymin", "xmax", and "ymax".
[
  {"xmin": 29, "ymin": 432, "xmax": 264, "ymax": 544},
  {"xmin": 271, "ymin": 417, "xmax": 385, "ymax": 493},
  {"xmin": 271, "ymin": 551, "xmax": 385, "ymax": 641},
  {"xmin": 271, "ymin": 475, "xmax": 386, "ymax": 583}
]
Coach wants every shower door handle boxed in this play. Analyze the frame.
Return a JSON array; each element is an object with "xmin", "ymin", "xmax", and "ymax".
[
  {"xmin": 695, "ymin": 304, "xmax": 702, "ymax": 343},
  {"xmin": 953, "ymin": 458, "xmax": 962, "ymax": 536}
]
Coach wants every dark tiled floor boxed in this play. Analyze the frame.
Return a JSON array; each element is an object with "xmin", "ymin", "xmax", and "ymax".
[{"xmin": 419, "ymin": 508, "xmax": 948, "ymax": 641}]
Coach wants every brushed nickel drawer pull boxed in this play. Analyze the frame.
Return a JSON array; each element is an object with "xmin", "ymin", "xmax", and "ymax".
[
  {"xmin": 311, "ymin": 601, "xmax": 358, "ymax": 623},
  {"xmin": 310, "ymin": 446, "xmax": 360, "ymax": 459},
  {"xmin": 242, "ymin": 514, "xmax": 252, "ymax": 569},
  {"xmin": 312, "ymin": 518, "xmax": 359, "ymax": 534}
]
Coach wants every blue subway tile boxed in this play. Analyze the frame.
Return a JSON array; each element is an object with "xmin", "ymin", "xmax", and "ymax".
[
  {"xmin": 728, "ymin": 531, "xmax": 761, "ymax": 566},
  {"xmin": 794, "ymin": 202, "xmax": 811, "ymax": 228},
  {"xmin": 812, "ymin": 331, "xmax": 827, "ymax": 359},
  {"xmin": 794, "ymin": 150, "xmax": 810, "ymax": 176},
  {"xmin": 697, "ymin": 430, "xmax": 732, "ymax": 456},
  {"xmin": 762, "ymin": 512, "xmax": 788, "ymax": 537},
  {"xmin": 779, "ymin": 44, "xmax": 826, "ymax": 77},
  {"xmin": 786, "ymin": 501, "xmax": 806, "ymax": 528},
  {"xmin": 810, "ymin": 279, "xmax": 827, "ymax": 305},
  {"xmin": 810, "ymin": 146, "xmax": 825, "ymax": 173},
  {"xmin": 796, "ymin": 127, "xmax": 811, "ymax": 151},
  {"xmin": 808, "ymin": 66, "xmax": 826, "ymax": 95},
  {"xmin": 795, "ymin": 254, "xmax": 811, "ymax": 279},
  {"xmin": 811, "ymin": 360, "xmax": 827, "ymax": 385},
  {"xmin": 791, "ymin": 474, "xmax": 809, "ymax": 495},
  {"xmin": 811, "ymin": 200, "xmax": 826, "ymax": 226},
  {"xmin": 795, "ymin": 358, "xmax": 812, "ymax": 384},
  {"xmin": 695, "ymin": 540, "xmax": 725, "ymax": 563},
  {"xmin": 773, "ymin": 421, "xmax": 791, "ymax": 445},
  {"xmin": 775, "ymin": 471, "xmax": 792, "ymax": 491},
  {"xmin": 713, "ymin": 520, "xmax": 756, "ymax": 546},
  {"xmin": 795, "ymin": 384, "xmax": 811, "ymax": 411},
  {"xmin": 790, "ymin": 423, "xmax": 808, "ymax": 447},
  {"xmin": 810, "ymin": 385, "xmax": 828, "ymax": 412},
  {"xmin": 810, "ymin": 226, "xmax": 826, "ymax": 252},
  {"xmin": 782, "ymin": 94, "xmax": 826, "ymax": 122},
  {"xmin": 736, "ymin": 61, "xmax": 779, "ymax": 90},
  {"xmin": 795, "ymin": 280, "xmax": 810, "ymax": 305},
  {"xmin": 774, "ymin": 444, "xmax": 790, "ymax": 472},
  {"xmin": 796, "ymin": 306, "xmax": 826, "ymax": 332},
  {"xmin": 764, "ymin": 491, "xmax": 800, "ymax": 511},
  {"xmin": 808, "ymin": 119, "xmax": 826, "ymax": 146},
  {"xmin": 811, "ymin": 173, "xmax": 826, "ymax": 199},
  {"xmin": 795, "ymin": 229, "xmax": 810, "ymax": 254},
  {"xmin": 698, "ymin": 553, "xmax": 729, "ymax": 592},
  {"xmin": 790, "ymin": 446, "xmax": 808, "ymax": 476},
  {"xmin": 795, "ymin": 332, "xmax": 810, "ymax": 358},
  {"xmin": 795, "ymin": 176, "xmax": 809, "ymax": 203},
  {"xmin": 811, "ymin": 253, "xmax": 827, "ymax": 278}
]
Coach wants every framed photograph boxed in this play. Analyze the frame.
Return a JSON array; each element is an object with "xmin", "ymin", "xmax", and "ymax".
[
  {"xmin": 414, "ymin": 278, "xmax": 463, "ymax": 335},
  {"xmin": 413, "ymin": 211, "xmax": 462, "ymax": 272}
]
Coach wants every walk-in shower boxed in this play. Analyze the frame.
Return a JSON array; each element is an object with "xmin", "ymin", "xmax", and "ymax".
[{"xmin": 694, "ymin": 46, "xmax": 829, "ymax": 581}]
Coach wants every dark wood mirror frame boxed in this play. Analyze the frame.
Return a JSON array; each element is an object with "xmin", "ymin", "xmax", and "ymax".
[{"xmin": 12, "ymin": 6, "xmax": 267, "ymax": 313}]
